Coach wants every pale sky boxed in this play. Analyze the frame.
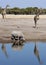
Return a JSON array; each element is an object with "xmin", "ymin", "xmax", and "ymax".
[{"xmin": 0, "ymin": 0, "xmax": 46, "ymax": 8}]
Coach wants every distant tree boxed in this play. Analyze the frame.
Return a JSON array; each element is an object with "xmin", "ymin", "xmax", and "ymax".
[{"xmin": 0, "ymin": 7, "xmax": 46, "ymax": 15}]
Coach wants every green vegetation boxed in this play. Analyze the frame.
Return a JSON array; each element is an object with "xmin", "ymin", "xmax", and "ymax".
[{"xmin": 0, "ymin": 7, "xmax": 46, "ymax": 15}]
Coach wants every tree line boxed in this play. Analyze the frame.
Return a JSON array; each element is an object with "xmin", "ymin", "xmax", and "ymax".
[{"xmin": 0, "ymin": 7, "xmax": 46, "ymax": 15}]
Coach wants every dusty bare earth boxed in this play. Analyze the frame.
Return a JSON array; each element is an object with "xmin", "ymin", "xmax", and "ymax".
[{"xmin": 0, "ymin": 15, "xmax": 46, "ymax": 43}]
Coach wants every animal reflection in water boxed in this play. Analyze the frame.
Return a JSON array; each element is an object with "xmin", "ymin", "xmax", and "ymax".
[
  {"xmin": 12, "ymin": 42, "xmax": 24, "ymax": 51},
  {"xmin": 34, "ymin": 42, "xmax": 42, "ymax": 64},
  {"xmin": 1, "ymin": 44, "xmax": 8, "ymax": 58}
]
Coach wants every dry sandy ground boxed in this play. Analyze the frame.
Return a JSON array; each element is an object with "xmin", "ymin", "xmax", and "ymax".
[
  {"xmin": 0, "ymin": 14, "xmax": 46, "ymax": 19},
  {"xmin": 0, "ymin": 15, "xmax": 46, "ymax": 43}
]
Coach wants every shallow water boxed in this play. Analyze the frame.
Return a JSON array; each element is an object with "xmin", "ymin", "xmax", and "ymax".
[{"xmin": 0, "ymin": 42, "xmax": 46, "ymax": 65}]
